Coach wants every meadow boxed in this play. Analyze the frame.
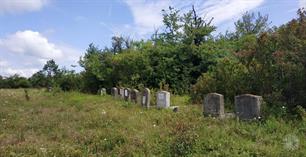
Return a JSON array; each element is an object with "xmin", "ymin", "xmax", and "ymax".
[{"xmin": 0, "ymin": 89, "xmax": 305, "ymax": 156}]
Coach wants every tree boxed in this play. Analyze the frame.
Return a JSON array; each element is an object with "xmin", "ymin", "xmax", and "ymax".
[
  {"xmin": 111, "ymin": 36, "xmax": 133, "ymax": 54},
  {"xmin": 29, "ymin": 70, "xmax": 47, "ymax": 88},
  {"xmin": 43, "ymin": 59, "xmax": 60, "ymax": 78},
  {"xmin": 79, "ymin": 44, "xmax": 104, "ymax": 93},
  {"xmin": 160, "ymin": 6, "xmax": 182, "ymax": 44},
  {"xmin": 234, "ymin": 12, "xmax": 270, "ymax": 38},
  {"xmin": 42, "ymin": 59, "xmax": 60, "ymax": 89},
  {"xmin": 182, "ymin": 5, "xmax": 216, "ymax": 46}
]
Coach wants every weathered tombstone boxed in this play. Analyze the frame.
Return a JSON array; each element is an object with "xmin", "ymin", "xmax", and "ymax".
[
  {"xmin": 124, "ymin": 88, "xmax": 131, "ymax": 101},
  {"xmin": 130, "ymin": 89, "xmax": 139, "ymax": 103},
  {"xmin": 47, "ymin": 86, "xmax": 52, "ymax": 92},
  {"xmin": 141, "ymin": 88, "xmax": 150, "ymax": 108},
  {"xmin": 136, "ymin": 91, "xmax": 142, "ymax": 106},
  {"xmin": 119, "ymin": 88, "xmax": 125, "ymax": 99},
  {"xmin": 100, "ymin": 88, "xmax": 106, "ymax": 96},
  {"xmin": 156, "ymin": 91, "xmax": 170, "ymax": 109},
  {"xmin": 235, "ymin": 94, "xmax": 262, "ymax": 120},
  {"xmin": 111, "ymin": 87, "xmax": 118, "ymax": 98},
  {"xmin": 203, "ymin": 93, "xmax": 225, "ymax": 118}
]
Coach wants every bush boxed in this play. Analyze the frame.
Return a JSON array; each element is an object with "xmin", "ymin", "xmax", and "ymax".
[{"xmin": 191, "ymin": 57, "xmax": 249, "ymax": 105}]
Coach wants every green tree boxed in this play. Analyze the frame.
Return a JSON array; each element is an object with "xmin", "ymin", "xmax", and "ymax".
[
  {"xmin": 160, "ymin": 6, "xmax": 182, "ymax": 44},
  {"xmin": 42, "ymin": 59, "xmax": 60, "ymax": 89},
  {"xmin": 182, "ymin": 5, "xmax": 216, "ymax": 46},
  {"xmin": 29, "ymin": 70, "xmax": 47, "ymax": 88},
  {"xmin": 234, "ymin": 12, "xmax": 270, "ymax": 38}
]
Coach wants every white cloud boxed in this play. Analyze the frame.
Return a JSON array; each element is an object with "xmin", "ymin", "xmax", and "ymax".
[
  {"xmin": 122, "ymin": 0, "xmax": 265, "ymax": 36},
  {"xmin": 0, "ymin": 30, "xmax": 63, "ymax": 59},
  {"xmin": 0, "ymin": 0, "xmax": 49, "ymax": 14},
  {"xmin": 0, "ymin": 59, "xmax": 36, "ymax": 77},
  {"xmin": 0, "ymin": 30, "xmax": 81, "ymax": 77},
  {"xmin": 300, "ymin": 0, "xmax": 306, "ymax": 8},
  {"xmin": 0, "ymin": 66, "xmax": 39, "ymax": 78},
  {"xmin": 124, "ymin": 0, "xmax": 171, "ymax": 35},
  {"xmin": 201, "ymin": 0, "xmax": 265, "ymax": 24}
]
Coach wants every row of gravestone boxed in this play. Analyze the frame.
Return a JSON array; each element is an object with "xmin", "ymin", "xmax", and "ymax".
[
  {"xmin": 110, "ymin": 87, "xmax": 171, "ymax": 109},
  {"xmin": 100, "ymin": 88, "xmax": 263, "ymax": 120},
  {"xmin": 204, "ymin": 93, "xmax": 262, "ymax": 120}
]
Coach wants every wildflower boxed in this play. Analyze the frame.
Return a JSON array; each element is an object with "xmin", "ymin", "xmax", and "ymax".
[{"xmin": 40, "ymin": 148, "xmax": 47, "ymax": 153}]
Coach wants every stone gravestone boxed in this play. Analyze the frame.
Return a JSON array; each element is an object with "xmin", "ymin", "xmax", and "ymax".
[
  {"xmin": 235, "ymin": 94, "xmax": 262, "ymax": 120},
  {"xmin": 47, "ymin": 86, "xmax": 52, "ymax": 92},
  {"xmin": 203, "ymin": 93, "xmax": 225, "ymax": 118},
  {"xmin": 130, "ymin": 89, "xmax": 139, "ymax": 104},
  {"xmin": 141, "ymin": 88, "xmax": 150, "ymax": 108},
  {"xmin": 157, "ymin": 91, "xmax": 170, "ymax": 109},
  {"xmin": 111, "ymin": 87, "xmax": 118, "ymax": 98},
  {"xmin": 124, "ymin": 88, "xmax": 131, "ymax": 101},
  {"xmin": 119, "ymin": 88, "xmax": 125, "ymax": 99},
  {"xmin": 100, "ymin": 88, "xmax": 106, "ymax": 96}
]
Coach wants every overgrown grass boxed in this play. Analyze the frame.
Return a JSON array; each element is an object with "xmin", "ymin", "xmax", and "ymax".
[{"xmin": 0, "ymin": 89, "xmax": 305, "ymax": 156}]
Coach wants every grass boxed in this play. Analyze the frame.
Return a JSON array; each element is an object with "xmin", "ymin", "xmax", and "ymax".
[{"xmin": 0, "ymin": 89, "xmax": 305, "ymax": 156}]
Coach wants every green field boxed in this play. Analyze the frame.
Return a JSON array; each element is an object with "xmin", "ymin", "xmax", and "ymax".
[{"xmin": 0, "ymin": 89, "xmax": 305, "ymax": 156}]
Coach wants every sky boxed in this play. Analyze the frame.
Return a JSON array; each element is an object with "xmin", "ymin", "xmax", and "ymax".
[{"xmin": 0, "ymin": 0, "xmax": 305, "ymax": 77}]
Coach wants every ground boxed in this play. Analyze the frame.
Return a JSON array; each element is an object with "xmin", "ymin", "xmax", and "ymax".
[{"xmin": 0, "ymin": 89, "xmax": 305, "ymax": 156}]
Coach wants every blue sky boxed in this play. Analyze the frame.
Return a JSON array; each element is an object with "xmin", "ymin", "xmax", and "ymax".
[{"xmin": 0, "ymin": 0, "xmax": 305, "ymax": 77}]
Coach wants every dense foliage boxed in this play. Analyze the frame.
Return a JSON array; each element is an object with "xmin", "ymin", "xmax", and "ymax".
[{"xmin": 192, "ymin": 9, "xmax": 306, "ymax": 111}]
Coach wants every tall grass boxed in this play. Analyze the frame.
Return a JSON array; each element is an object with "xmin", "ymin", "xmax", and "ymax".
[{"xmin": 0, "ymin": 89, "xmax": 305, "ymax": 156}]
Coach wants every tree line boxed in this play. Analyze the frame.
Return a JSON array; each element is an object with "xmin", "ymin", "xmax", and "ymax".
[{"xmin": 1, "ymin": 7, "xmax": 306, "ymax": 114}]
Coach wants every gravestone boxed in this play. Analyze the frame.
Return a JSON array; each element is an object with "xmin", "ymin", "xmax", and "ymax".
[
  {"xmin": 203, "ymin": 93, "xmax": 225, "ymax": 118},
  {"xmin": 111, "ymin": 87, "xmax": 118, "ymax": 98},
  {"xmin": 124, "ymin": 88, "xmax": 131, "ymax": 101},
  {"xmin": 100, "ymin": 88, "xmax": 106, "ymax": 96},
  {"xmin": 157, "ymin": 91, "xmax": 170, "ymax": 109},
  {"xmin": 130, "ymin": 89, "xmax": 139, "ymax": 103},
  {"xmin": 235, "ymin": 94, "xmax": 262, "ymax": 120},
  {"xmin": 47, "ymin": 86, "xmax": 52, "ymax": 92},
  {"xmin": 141, "ymin": 88, "xmax": 150, "ymax": 108},
  {"xmin": 136, "ymin": 91, "xmax": 142, "ymax": 106},
  {"xmin": 119, "ymin": 88, "xmax": 125, "ymax": 99}
]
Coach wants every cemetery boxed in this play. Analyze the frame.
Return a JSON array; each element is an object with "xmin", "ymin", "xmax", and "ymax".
[
  {"xmin": 111, "ymin": 87, "xmax": 263, "ymax": 120},
  {"xmin": 0, "ymin": 88, "xmax": 305, "ymax": 156},
  {"xmin": 0, "ymin": 1, "xmax": 305, "ymax": 156}
]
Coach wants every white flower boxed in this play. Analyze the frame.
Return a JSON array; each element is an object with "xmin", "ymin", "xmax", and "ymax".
[{"xmin": 40, "ymin": 148, "xmax": 47, "ymax": 153}]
